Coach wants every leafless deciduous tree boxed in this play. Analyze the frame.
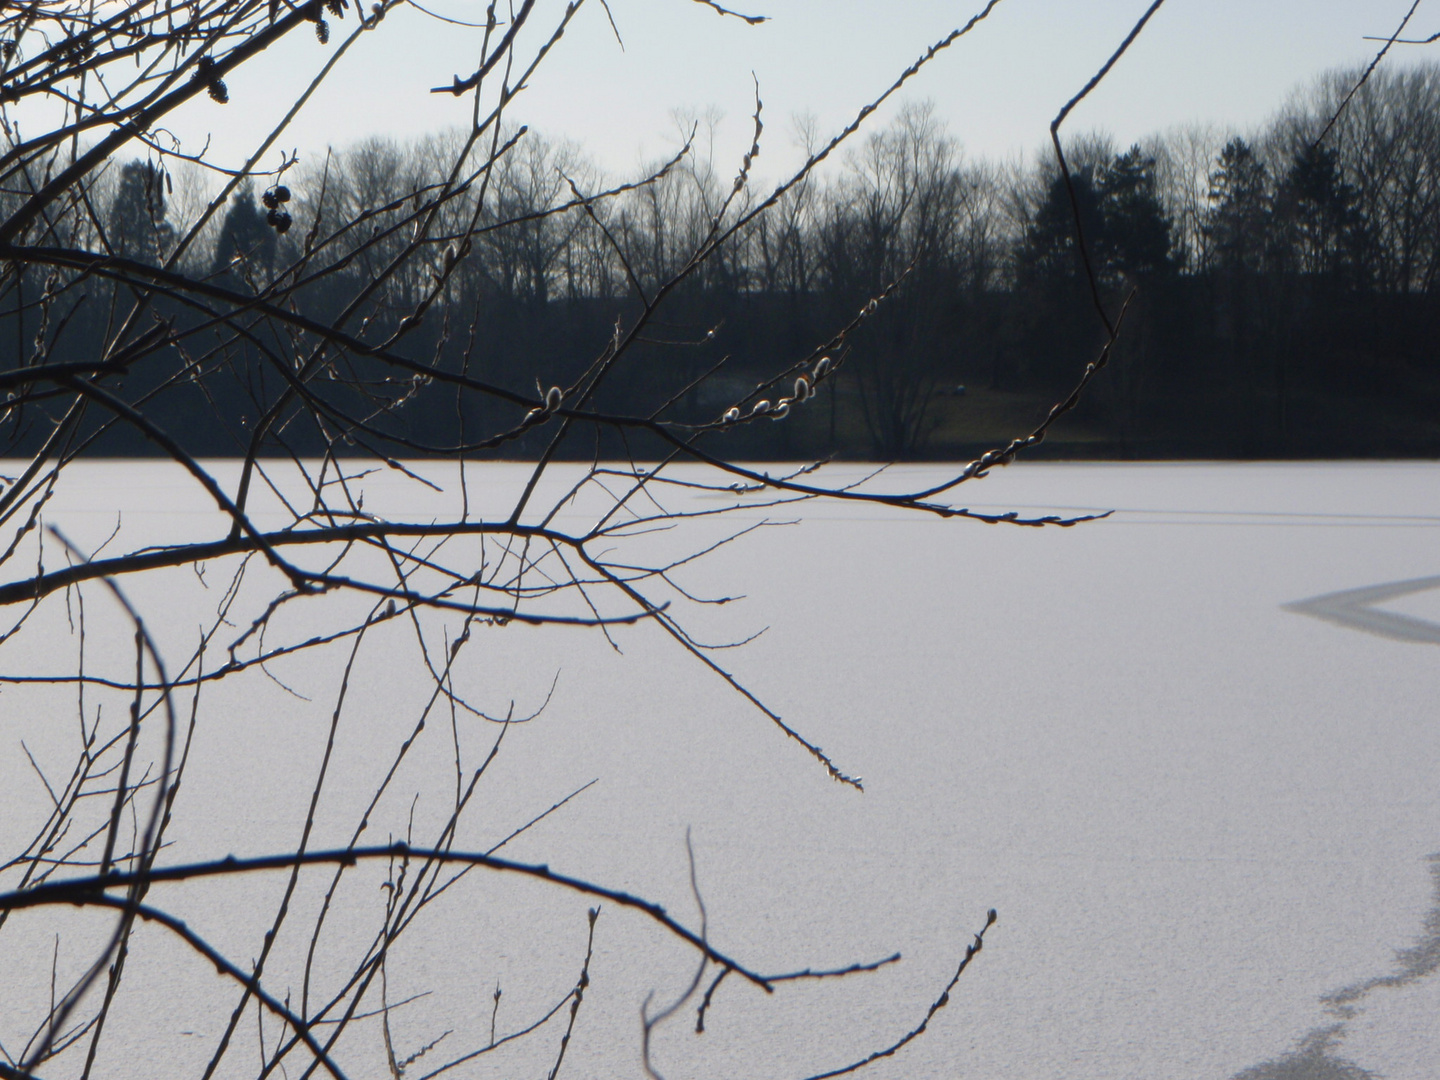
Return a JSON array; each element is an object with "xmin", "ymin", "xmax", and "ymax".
[{"xmin": 0, "ymin": 2, "xmax": 1148, "ymax": 1078}]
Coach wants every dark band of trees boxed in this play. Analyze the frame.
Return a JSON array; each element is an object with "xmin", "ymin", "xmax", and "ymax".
[{"xmin": 5, "ymin": 61, "xmax": 1440, "ymax": 461}]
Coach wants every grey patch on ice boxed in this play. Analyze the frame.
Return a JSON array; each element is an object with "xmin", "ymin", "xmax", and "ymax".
[
  {"xmin": 1230, "ymin": 854, "xmax": 1440, "ymax": 1080},
  {"xmin": 1231, "ymin": 1026, "xmax": 1374, "ymax": 1080},
  {"xmin": 1283, "ymin": 575, "xmax": 1440, "ymax": 644},
  {"xmin": 1322, "ymin": 852, "xmax": 1440, "ymax": 1015}
]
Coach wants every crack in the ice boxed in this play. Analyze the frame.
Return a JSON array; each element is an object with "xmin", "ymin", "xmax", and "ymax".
[{"xmin": 1229, "ymin": 853, "xmax": 1440, "ymax": 1080}]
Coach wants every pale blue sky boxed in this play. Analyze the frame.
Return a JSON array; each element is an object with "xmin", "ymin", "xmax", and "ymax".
[{"xmin": 169, "ymin": 0, "xmax": 1436, "ymax": 178}]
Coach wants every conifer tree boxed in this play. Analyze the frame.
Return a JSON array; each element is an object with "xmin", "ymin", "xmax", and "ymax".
[
  {"xmin": 209, "ymin": 182, "xmax": 277, "ymax": 283},
  {"xmin": 107, "ymin": 160, "xmax": 174, "ymax": 265},
  {"xmin": 1205, "ymin": 137, "xmax": 1272, "ymax": 274},
  {"xmin": 1274, "ymin": 143, "xmax": 1362, "ymax": 279},
  {"xmin": 1097, "ymin": 146, "xmax": 1172, "ymax": 280}
]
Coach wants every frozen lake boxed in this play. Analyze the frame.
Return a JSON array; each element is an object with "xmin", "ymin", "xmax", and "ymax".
[{"xmin": 2, "ymin": 461, "xmax": 1439, "ymax": 1080}]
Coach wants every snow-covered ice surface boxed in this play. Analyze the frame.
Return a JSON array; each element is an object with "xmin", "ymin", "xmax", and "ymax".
[{"xmin": 2, "ymin": 460, "xmax": 1438, "ymax": 1080}]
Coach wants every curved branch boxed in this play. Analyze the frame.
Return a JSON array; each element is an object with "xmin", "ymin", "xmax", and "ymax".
[{"xmin": 0, "ymin": 843, "xmax": 778, "ymax": 991}]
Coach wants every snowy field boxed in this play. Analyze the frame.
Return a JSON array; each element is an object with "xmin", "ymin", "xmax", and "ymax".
[{"xmin": 2, "ymin": 461, "xmax": 1438, "ymax": 1080}]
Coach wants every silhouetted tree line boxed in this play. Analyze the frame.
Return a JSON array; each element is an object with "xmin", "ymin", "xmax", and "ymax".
[{"xmin": 7, "ymin": 62, "xmax": 1440, "ymax": 459}]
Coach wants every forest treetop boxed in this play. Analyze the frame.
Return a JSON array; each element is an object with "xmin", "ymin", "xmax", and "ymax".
[{"xmin": 15, "ymin": 58, "xmax": 1440, "ymax": 460}]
